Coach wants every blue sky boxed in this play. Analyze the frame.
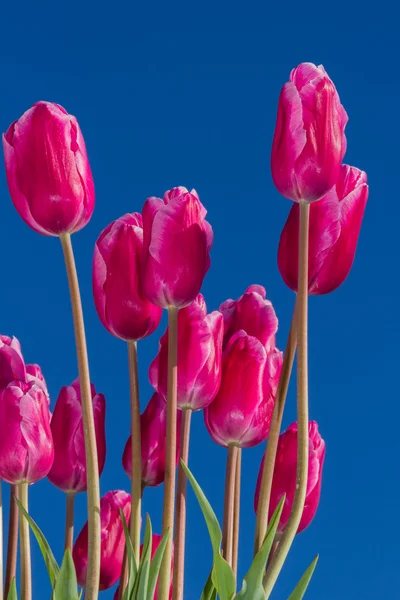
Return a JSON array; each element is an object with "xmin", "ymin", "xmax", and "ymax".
[{"xmin": 0, "ymin": 0, "xmax": 397, "ymax": 598}]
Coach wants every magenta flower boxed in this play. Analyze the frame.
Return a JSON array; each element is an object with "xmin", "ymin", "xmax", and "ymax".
[
  {"xmin": 0, "ymin": 335, "xmax": 26, "ymax": 388},
  {"xmin": 142, "ymin": 186, "xmax": 213, "ymax": 308},
  {"xmin": 278, "ymin": 164, "xmax": 368, "ymax": 294},
  {"xmin": 3, "ymin": 101, "xmax": 95, "ymax": 236},
  {"xmin": 271, "ymin": 63, "xmax": 348, "ymax": 203}
]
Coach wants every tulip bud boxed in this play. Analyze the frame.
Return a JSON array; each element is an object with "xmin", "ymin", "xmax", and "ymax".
[
  {"xmin": 204, "ymin": 331, "xmax": 283, "ymax": 448},
  {"xmin": 73, "ymin": 490, "xmax": 131, "ymax": 590},
  {"xmin": 0, "ymin": 380, "xmax": 54, "ymax": 484},
  {"xmin": 271, "ymin": 63, "xmax": 348, "ymax": 203},
  {"xmin": 93, "ymin": 213, "xmax": 162, "ymax": 341},
  {"xmin": 122, "ymin": 393, "xmax": 182, "ymax": 487},
  {"xmin": 278, "ymin": 164, "xmax": 368, "ymax": 294},
  {"xmin": 3, "ymin": 101, "xmax": 95, "ymax": 236},
  {"xmin": 142, "ymin": 187, "xmax": 213, "ymax": 308},
  {"xmin": 254, "ymin": 421, "xmax": 325, "ymax": 533},
  {"xmin": 149, "ymin": 294, "xmax": 223, "ymax": 410},
  {"xmin": 0, "ymin": 335, "xmax": 26, "ymax": 388},
  {"xmin": 47, "ymin": 379, "xmax": 106, "ymax": 493}
]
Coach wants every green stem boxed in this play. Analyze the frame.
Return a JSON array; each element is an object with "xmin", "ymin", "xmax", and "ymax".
[
  {"xmin": 18, "ymin": 483, "xmax": 31, "ymax": 600},
  {"xmin": 232, "ymin": 448, "xmax": 242, "ymax": 578},
  {"xmin": 64, "ymin": 493, "xmax": 75, "ymax": 552},
  {"xmin": 222, "ymin": 446, "xmax": 238, "ymax": 567},
  {"xmin": 4, "ymin": 486, "xmax": 18, "ymax": 598},
  {"xmin": 128, "ymin": 341, "xmax": 141, "ymax": 562}
]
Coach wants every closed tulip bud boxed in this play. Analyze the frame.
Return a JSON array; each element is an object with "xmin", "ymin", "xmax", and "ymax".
[
  {"xmin": 93, "ymin": 213, "xmax": 162, "ymax": 341},
  {"xmin": 204, "ymin": 331, "xmax": 283, "ymax": 448},
  {"xmin": 271, "ymin": 63, "xmax": 348, "ymax": 203},
  {"xmin": 254, "ymin": 421, "xmax": 326, "ymax": 533},
  {"xmin": 3, "ymin": 101, "xmax": 95, "ymax": 236},
  {"xmin": 278, "ymin": 164, "xmax": 368, "ymax": 294},
  {"xmin": 0, "ymin": 380, "xmax": 54, "ymax": 484},
  {"xmin": 122, "ymin": 393, "xmax": 182, "ymax": 487},
  {"xmin": 73, "ymin": 490, "xmax": 131, "ymax": 590},
  {"xmin": 0, "ymin": 335, "xmax": 26, "ymax": 388},
  {"xmin": 149, "ymin": 294, "xmax": 224, "ymax": 410},
  {"xmin": 47, "ymin": 379, "xmax": 106, "ymax": 493},
  {"xmin": 142, "ymin": 187, "xmax": 213, "ymax": 308}
]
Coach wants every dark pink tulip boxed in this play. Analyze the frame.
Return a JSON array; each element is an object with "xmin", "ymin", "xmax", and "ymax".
[
  {"xmin": 254, "ymin": 421, "xmax": 325, "ymax": 533},
  {"xmin": 149, "ymin": 294, "xmax": 224, "ymax": 410},
  {"xmin": 3, "ymin": 101, "xmax": 95, "ymax": 236},
  {"xmin": 204, "ymin": 331, "xmax": 283, "ymax": 448},
  {"xmin": 93, "ymin": 213, "xmax": 162, "ymax": 341},
  {"xmin": 142, "ymin": 186, "xmax": 213, "ymax": 308},
  {"xmin": 278, "ymin": 164, "xmax": 368, "ymax": 295},
  {"xmin": 271, "ymin": 63, "xmax": 348, "ymax": 203},
  {"xmin": 122, "ymin": 393, "xmax": 182, "ymax": 487},
  {"xmin": 73, "ymin": 490, "xmax": 131, "ymax": 590},
  {"xmin": 0, "ymin": 380, "xmax": 54, "ymax": 484},
  {"xmin": 0, "ymin": 335, "xmax": 26, "ymax": 388},
  {"xmin": 47, "ymin": 379, "xmax": 106, "ymax": 493}
]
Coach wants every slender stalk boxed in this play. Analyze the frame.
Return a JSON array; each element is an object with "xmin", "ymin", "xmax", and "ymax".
[
  {"xmin": 60, "ymin": 233, "xmax": 100, "ymax": 600},
  {"xmin": 4, "ymin": 486, "xmax": 18, "ymax": 597},
  {"xmin": 222, "ymin": 446, "xmax": 238, "ymax": 567},
  {"xmin": 172, "ymin": 408, "xmax": 192, "ymax": 600},
  {"xmin": 253, "ymin": 305, "xmax": 297, "ymax": 554},
  {"xmin": 0, "ymin": 483, "xmax": 3, "ymax": 600},
  {"xmin": 158, "ymin": 307, "xmax": 179, "ymax": 600},
  {"xmin": 263, "ymin": 202, "xmax": 310, "ymax": 597},
  {"xmin": 128, "ymin": 341, "xmax": 141, "ymax": 562},
  {"xmin": 232, "ymin": 448, "xmax": 242, "ymax": 578},
  {"xmin": 18, "ymin": 483, "xmax": 31, "ymax": 600},
  {"xmin": 64, "ymin": 493, "xmax": 75, "ymax": 552}
]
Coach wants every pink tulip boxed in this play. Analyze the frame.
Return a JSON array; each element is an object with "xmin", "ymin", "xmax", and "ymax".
[
  {"xmin": 204, "ymin": 331, "xmax": 283, "ymax": 448},
  {"xmin": 47, "ymin": 379, "xmax": 106, "ymax": 493},
  {"xmin": 278, "ymin": 164, "xmax": 368, "ymax": 294},
  {"xmin": 271, "ymin": 63, "xmax": 348, "ymax": 203},
  {"xmin": 93, "ymin": 213, "xmax": 162, "ymax": 341},
  {"xmin": 142, "ymin": 186, "xmax": 213, "ymax": 308},
  {"xmin": 0, "ymin": 380, "xmax": 54, "ymax": 484},
  {"xmin": 254, "ymin": 421, "xmax": 325, "ymax": 533},
  {"xmin": 149, "ymin": 294, "xmax": 223, "ymax": 410},
  {"xmin": 73, "ymin": 490, "xmax": 131, "ymax": 590},
  {"xmin": 122, "ymin": 393, "xmax": 182, "ymax": 487},
  {"xmin": 0, "ymin": 335, "xmax": 26, "ymax": 388},
  {"xmin": 3, "ymin": 101, "xmax": 95, "ymax": 236}
]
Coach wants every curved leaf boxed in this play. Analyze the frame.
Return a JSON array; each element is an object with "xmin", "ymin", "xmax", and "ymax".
[
  {"xmin": 287, "ymin": 555, "xmax": 319, "ymax": 600},
  {"xmin": 54, "ymin": 550, "xmax": 79, "ymax": 600}
]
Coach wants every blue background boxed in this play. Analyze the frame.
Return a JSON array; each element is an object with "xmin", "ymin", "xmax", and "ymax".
[{"xmin": 0, "ymin": 1, "xmax": 396, "ymax": 598}]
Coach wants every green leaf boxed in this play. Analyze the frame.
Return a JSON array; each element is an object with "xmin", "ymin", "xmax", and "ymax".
[
  {"xmin": 147, "ymin": 528, "xmax": 170, "ymax": 600},
  {"xmin": 53, "ymin": 550, "xmax": 79, "ymax": 600},
  {"xmin": 287, "ymin": 555, "xmax": 319, "ymax": 600},
  {"xmin": 181, "ymin": 461, "xmax": 236, "ymax": 600},
  {"xmin": 6, "ymin": 579, "xmax": 18, "ymax": 600},
  {"xmin": 234, "ymin": 496, "xmax": 285, "ymax": 599},
  {"xmin": 200, "ymin": 571, "xmax": 217, "ymax": 600},
  {"xmin": 137, "ymin": 515, "xmax": 152, "ymax": 600},
  {"xmin": 120, "ymin": 510, "xmax": 138, "ymax": 600}
]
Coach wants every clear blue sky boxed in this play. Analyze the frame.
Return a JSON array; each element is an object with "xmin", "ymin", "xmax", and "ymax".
[{"xmin": 0, "ymin": 1, "xmax": 396, "ymax": 599}]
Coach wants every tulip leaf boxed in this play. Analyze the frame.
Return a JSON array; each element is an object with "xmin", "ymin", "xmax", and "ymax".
[
  {"xmin": 200, "ymin": 571, "xmax": 217, "ymax": 600},
  {"xmin": 120, "ymin": 510, "xmax": 138, "ymax": 600},
  {"xmin": 287, "ymin": 555, "xmax": 319, "ymax": 600},
  {"xmin": 147, "ymin": 528, "xmax": 170, "ymax": 600},
  {"xmin": 6, "ymin": 579, "xmax": 18, "ymax": 600},
  {"xmin": 136, "ymin": 515, "xmax": 152, "ymax": 600},
  {"xmin": 53, "ymin": 549, "xmax": 79, "ymax": 600},
  {"xmin": 181, "ymin": 461, "xmax": 236, "ymax": 600}
]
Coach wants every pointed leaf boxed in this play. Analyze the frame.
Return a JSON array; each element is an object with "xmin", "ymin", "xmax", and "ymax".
[
  {"xmin": 200, "ymin": 570, "xmax": 217, "ymax": 600},
  {"xmin": 54, "ymin": 550, "xmax": 79, "ymax": 600},
  {"xmin": 6, "ymin": 579, "xmax": 18, "ymax": 600},
  {"xmin": 137, "ymin": 515, "xmax": 152, "ymax": 599},
  {"xmin": 147, "ymin": 529, "xmax": 170, "ymax": 600},
  {"xmin": 120, "ymin": 510, "xmax": 138, "ymax": 600},
  {"xmin": 287, "ymin": 555, "xmax": 319, "ymax": 600}
]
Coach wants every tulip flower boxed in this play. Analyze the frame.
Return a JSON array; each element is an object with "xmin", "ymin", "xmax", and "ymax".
[
  {"xmin": 48, "ymin": 379, "xmax": 106, "ymax": 493},
  {"xmin": 93, "ymin": 213, "xmax": 162, "ymax": 341},
  {"xmin": 142, "ymin": 186, "xmax": 213, "ymax": 308},
  {"xmin": 73, "ymin": 490, "xmax": 131, "ymax": 590},
  {"xmin": 271, "ymin": 63, "xmax": 348, "ymax": 203},
  {"xmin": 204, "ymin": 331, "xmax": 283, "ymax": 448},
  {"xmin": 0, "ymin": 380, "xmax": 54, "ymax": 484},
  {"xmin": 149, "ymin": 294, "xmax": 224, "ymax": 410},
  {"xmin": 254, "ymin": 421, "xmax": 326, "ymax": 533},
  {"xmin": 122, "ymin": 393, "xmax": 182, "ymax": 487},
  {"xmin": 0, "ymin": 335, "xmax": 26, "ymax": 388},
  {"xmin": 278, "ymin": 164, "xmax": 368, "ymax": 294},
  {"xmin": 3, "ymin": 101, "xmax": 95, "ymax": 236}
]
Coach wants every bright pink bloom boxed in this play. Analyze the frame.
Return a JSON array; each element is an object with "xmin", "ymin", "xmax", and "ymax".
[
  {"xmin": 122, "ymin": 393, "xmax": 182, "ymax": 487},
  {"xmin": 142, "ymin": 186, "xmax": 213, "ymax": 308},
  {"xmin": 0, "ymin": 380, "xmax": 54, "ymax": 484},
  {"xmin": 93, "ymin": 213, "xmax": 162, "ymax": 341},
  {"xmin": 73, "ymin": 490, "xmax": 131, "ymax": 590},
  {"xmin": 271, "ymin": 63, "xmax": 348, "ymax": 203},
  {"xmin": 149, "ymin": 294, "xmax": 223, "ymax": 410},
  {"xmin": 204, "ymin": 331, "xmax": 283, "ymax": 448},
  {"xmin": 254, "ymin": 421, "xmax": 325, "ymax": 533},
  {"xmin": 3, "ymin": 101, "xmax": 94, "ymax": 236},
  {"xmin": 0, "ymin": 335, "xmax": 26, "ymax": 388},
  {"xmin": 278, "ymin": 164, "xmax": 368, "ymax": 294},
  {"xmin": 47, "ymin": 379, "xmax": 106, "ymax": 493}
]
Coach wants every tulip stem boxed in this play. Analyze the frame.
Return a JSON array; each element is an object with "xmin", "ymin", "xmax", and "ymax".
[
  {"xmin": 172, "ymin": 408, "xmax": 192, "ymax": 600},
  {"xmin": 0, "ymin": 483, "xmax": 3, "ymax": 600},
  {"xmin": 18, "ymin": 483, "xmax": 31, "ymax": 600},
  {"xmin": 128, "ymin": 340, "xmax": 142, "ymax": 563},
  {"xmin": 60, "ymin": 233, "xmax": 100, "ymax": 600},
  {"xmin": 64, "ymin": 493, "xmax": 75, "ymax": 552},
  {"xmin": 159, "ymin": 306, "xmax": 179, "ymax": 600},
  {"xmin": 222, "ymin": 446, "xmax": 239, "ymax": 567},
  {"xmin": 253, "ymin": 305, "xmax": 297, "ymax": 554},
  {"xmin": 263, "ymin": 201, "xmax": 310, "ymax": 597},
  {"xmin": 232, "ymin": 448, "xmax": 242, "ymax": 578},
  {"xmin": 4, "ymin": 486, "xmax": 18, "ymax": 598}
]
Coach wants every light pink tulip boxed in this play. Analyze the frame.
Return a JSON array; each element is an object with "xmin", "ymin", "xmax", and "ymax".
[{"xmin": 0, "ymin": 335, "xmax": 26, "ymax": 388}]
